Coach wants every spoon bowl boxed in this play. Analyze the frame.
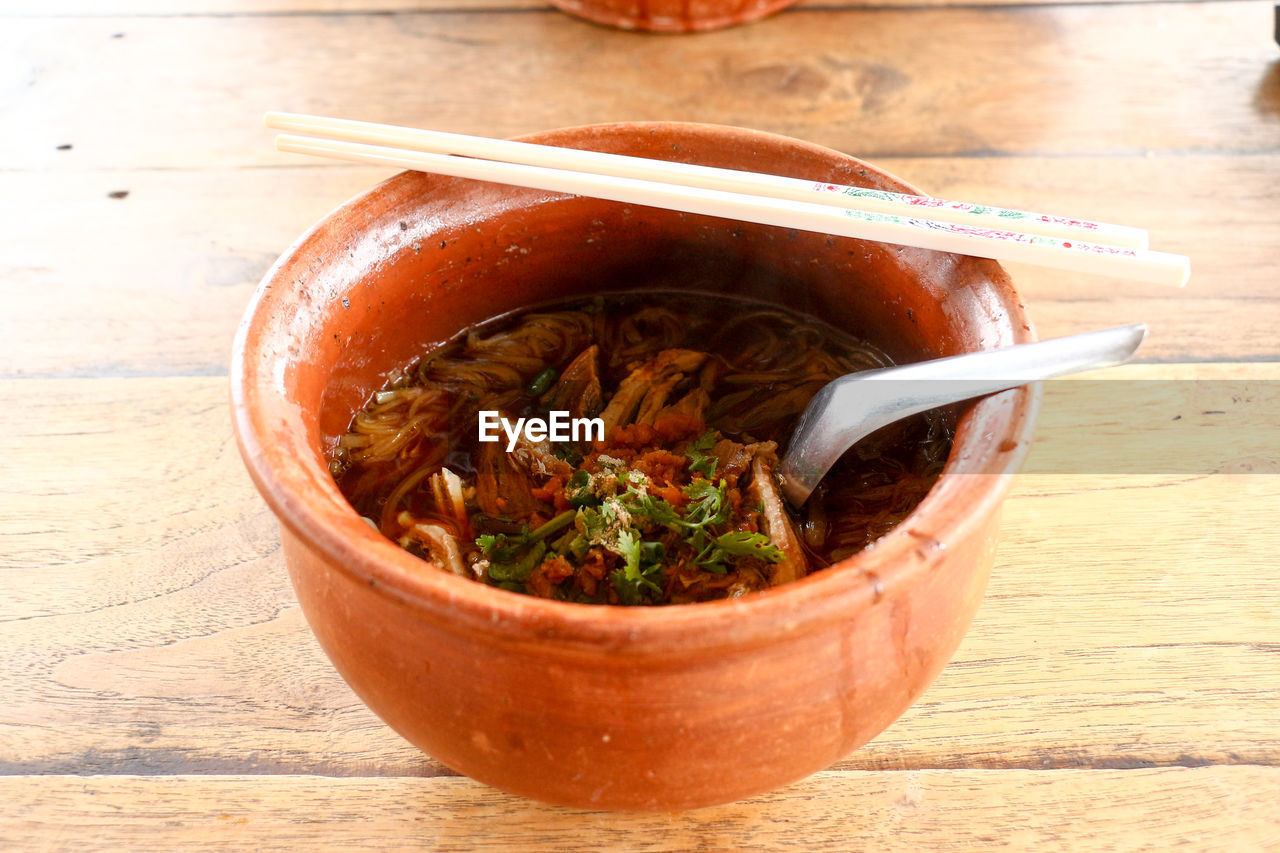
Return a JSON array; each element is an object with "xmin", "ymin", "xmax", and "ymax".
[{"xmin": 778, "ymin": 323, "xmax": 1148, "ymax": 506}]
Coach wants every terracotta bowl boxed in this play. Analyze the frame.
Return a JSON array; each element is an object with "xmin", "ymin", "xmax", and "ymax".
[
  {"xmin": 231, "ymin": 121, "xmax": 1037, "ymax": 811},
  {"xmin": 550, "ymin": 0, "xmax": 800, "ymax": 32}
]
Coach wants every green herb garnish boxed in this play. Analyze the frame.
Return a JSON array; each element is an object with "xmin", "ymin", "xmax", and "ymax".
[
  {"xmin": 528, "ymin": 367, "xmax": 558, "ymax": 396},
  {"xmin": 624, "ymin": 487, "xmax": 682, "ymax": 529},
  {"xmin": 566, "ymin": 469, "xmax": 598, "ymax": 507},
  {"xmin": 477, "ymin": 509, "xmax": 576, "ymax": 559},
  {"xmin": 685, "ymin": 430, "xmax": 719, "ymax": 478},
  {"xmin": 477, "ymin": 510, "xmax": 576, "ymax": 579},
  {"xmin": 610, "ymin": 529, "xmax": 665, "ymax": 605},
  {"xmin": 487, "ymin": 540, "xmax": 546, "ymax": 582},
  {"xmin": 682, "ymin": 478, "xmax": 730, "ymax": 529},
  {"xmin": 694, "ymin": 531, "xmax": 783, "ymax": 574},
  {"xmin": 578, "ymin": 506, "xmax": 609, "ymax": 541}
]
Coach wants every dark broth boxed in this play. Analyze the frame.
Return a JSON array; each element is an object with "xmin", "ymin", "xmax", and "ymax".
[{"xmin": 333, "ymin": 291, "xmax": 951, "ymax": 604}]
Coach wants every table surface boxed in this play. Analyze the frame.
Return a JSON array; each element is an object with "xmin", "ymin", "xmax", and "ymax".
[{"xmin": 3, "ymin": 0, "xmax": 1279, "ymax": 848}]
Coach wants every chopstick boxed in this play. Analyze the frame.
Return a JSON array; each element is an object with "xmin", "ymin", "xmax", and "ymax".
[
  {"xmin": 267, "ymin": 115, "xmax": 1191, "ymax": 287},
  {"xmin": 267, "ymin": 112, "xmax": 1148, "ymax": 251}
]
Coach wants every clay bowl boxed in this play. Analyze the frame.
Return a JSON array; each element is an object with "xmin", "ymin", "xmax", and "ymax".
[
  {"xmin": 550, "ymin": 0, "xmax": 800, "ymax": 32},
  {"xmin": 231, "ymin": 121, "xmax": 1037, "ymax": 811}
]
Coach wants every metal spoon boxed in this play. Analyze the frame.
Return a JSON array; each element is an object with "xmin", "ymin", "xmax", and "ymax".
[{"xmin": 777, "ymin": 323, "xmax": 1148, "ymax": 506}]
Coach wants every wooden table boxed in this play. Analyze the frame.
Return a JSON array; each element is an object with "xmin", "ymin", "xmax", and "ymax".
[{"xmin": 3, "ymin": 0, "xmax": 1278, "ymax": 848}]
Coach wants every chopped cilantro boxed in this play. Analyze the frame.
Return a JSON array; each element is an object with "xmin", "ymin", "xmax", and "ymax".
[
  {"xmin": 712, "ymin": 531, "xmax": 783, "ymax": 561},
  {"xmin": 625, "ymin": 487, "xmax": 682, "ymax": 528},
  {"xmin": 695, "ymin": 531, "xmax": 783, "ymax": 574},
  {"xmin": 685, "ymin": 430, "xmax": 719, "ymax": 478},
  {"xmin": 682, "ymin": 478, "xmax": 730, "ymax": 528},
  {"xmin": 578, "ymin": 506, "xmax": 609, "ymax": 540},
  {"xmin": 617, "ymin": 529, "xmax": 641, "ymax": 573},
  {"xmin": 482, "ymin": 440, "xmax": 787, "ymax": 604},
  {"xmin": 610, "ymin": 529, "xmax": 665, "ymax": 605}
]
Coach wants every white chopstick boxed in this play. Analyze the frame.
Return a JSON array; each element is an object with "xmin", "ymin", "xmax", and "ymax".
[
  {"xmin": 270, "ymin": 128, "xmax": 1191, "ymax": 287},
  {"xmin": 267, "ymin": 111, "xmax": 1149, "ymax": 250}
]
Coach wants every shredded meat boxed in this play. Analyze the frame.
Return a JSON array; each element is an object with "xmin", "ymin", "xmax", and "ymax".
[
  {"xmin": 400, "ymin": 519, "xmax": 468, "ymax": 577},
  {"xmin": 543, "ymin": 345, "xmax": 604, "ymax": 419},
  {"xmin": 599, "ymin": 349, "xmax": 707, "ymax": 434},
  {"xmin": 475, "ymin": 441, "xmax": 546, "ymax": 518},
  {"xmin": 748, "ymin": 454, "xmax": 808, "ymax": 587}
]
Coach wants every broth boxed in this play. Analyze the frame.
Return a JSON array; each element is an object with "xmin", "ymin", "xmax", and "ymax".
[{"xmin": 332, "ymin": 291, "xmax": 951, "ymax": 605}]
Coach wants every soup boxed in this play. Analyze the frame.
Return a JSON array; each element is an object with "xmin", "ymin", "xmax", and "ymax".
[{"xmin": 332, "ymin": 291, "xmax": 950, "ymax": 605}]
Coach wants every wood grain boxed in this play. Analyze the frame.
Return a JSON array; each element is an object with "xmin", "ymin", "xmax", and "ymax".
[
  {"xmin": 3, "ymin": 769, "xmax": 1278, "ymax": 851},
  {"xmin": 4, "ymin": 3, "xmax": 1275, "ymax": 173},
  {"xmin": 1, "ymin": 369, "xmax": 1275, "ymax": 781},
  {"xmin": 0, "ymin": 167, "xmax": 380, "ymax": 378},
  {"xmin": 4, "ymin": 1, "xmax": 1276, "ymax": 378},
  {"xmin": 5, "ymin": 0, "xmax": 1279, "ymax": 840},
  {"xmin": 2, "ymin": 0, "xmax": 1226, "ymax": 15},
  {"xmin": 4, "ymin": 154, "xmax": 1279, "ymax": 378}
]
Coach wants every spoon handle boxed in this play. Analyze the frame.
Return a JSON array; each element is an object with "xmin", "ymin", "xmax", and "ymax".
[
  {"xmin": 778, "ymin": 323, "xmax": 1148, "ymax": 506},
  {"xmin": 867, "ymin": 323, "xmax": 1147, "ymax": 385}
]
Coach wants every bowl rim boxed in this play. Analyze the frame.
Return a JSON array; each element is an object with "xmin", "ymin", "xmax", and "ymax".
[{"xmin": 230, "ymin": 120, "xmax": 1039, "ymax": 656}]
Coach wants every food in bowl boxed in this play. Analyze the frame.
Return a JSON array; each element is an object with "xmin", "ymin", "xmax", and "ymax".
[
  {"xmin": 231, "ymin": 121, "xmax": 1037, "ymax": 810},
  {"xmin": 335, "ymin": 290, "xmax": 951, "ymax": 604}
]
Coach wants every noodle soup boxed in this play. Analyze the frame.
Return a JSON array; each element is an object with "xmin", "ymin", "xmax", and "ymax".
[{"xmin": 334, "ymin": 291, "xmax": 951, "ymax": 605}]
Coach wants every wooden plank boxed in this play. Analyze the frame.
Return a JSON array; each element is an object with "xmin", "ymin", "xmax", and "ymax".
[
  {"xmin": 0, "ymin": 0, "xmax": 1224, "ymax": 15},
  {"xmin": 3, "ymin": 3, "xmax": 1274, "ymax": 174},
  {"xmin": 2, "ymin": 0, "xmax": 548, "ymax": 13},
  {"xmin": 0, "ymin": 167, "xmax": 380, "ymax": 379},
  {"xmin": 2, "ymin": 769, "xmax": 1278, "ymax": 851},
  {"xmin": 0, "ymin": 370, "xmax": 1276, "ymax": 777},
  {"xmin": 0, "ymin": 376, "xmax": 443, "ymax": 776},
  {"xmin": 3, "ymin": 154, "xmax": 1279, "ymax": 378}
]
